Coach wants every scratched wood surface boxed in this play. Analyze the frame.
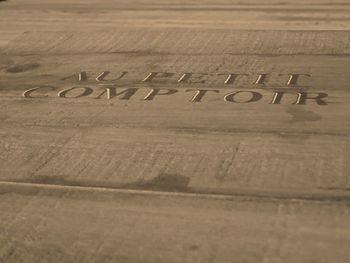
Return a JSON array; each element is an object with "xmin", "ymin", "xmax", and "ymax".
[{"xmin": 1, "ymin": 0, "xmax": 350, "ymax": 262}]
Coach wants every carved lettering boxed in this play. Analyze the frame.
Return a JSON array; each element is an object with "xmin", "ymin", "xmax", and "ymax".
[
  {"xmin": 186, "ymin": 89, "xmax": 219, "ymax": 102},
  {"xmin": 255, "ymin": 74, "xmax": 268, "ymax": 85},
  {"xmin": 144, "ymin": 89, "xmax": 178, "ymax": 100},
  {"xmin": 23, "ymin": 86, "xmax": 57, "ymax": 98},
  {"xmin": 95, "ymin": 87, "xmax": 138, "ymax": 100},
  {"xmin": 279, "ymin": 74, "xmax": 311, "ymax": 86},
  {"xmin": 224, "ymin": 91, "xmax": 262, "ymax": 103},
  {"xmin": 178, "ymin": 73, "xmax": 208, "ymax": 84},
  {"xmin": 216, "ymin": 74, "xmax": 248, "ymax": 85},
  {"xmin": 270, "ymin": 91, "xmax": 284, "ymax": 104},
  {"xmin": 96, "ymin": 71, "xmax": 128, "ymax": 81},
  {"xmin": 294, "ymin": 92, "xmax": 328, "ymax": 105},
  {"xmin": 96, "ymin": 71, "xmax": 110, "ymax": 81},
  {"xmin": 61, "ymin": 72, "xmax": 87, "ymax": 81},
  {"xmin": 79, "ymin": 72, "xmax": 87, "ymax": 81},
  {"xmin": 142, "ymin": 72, "xmax": 175, "ymax": 83},
  {"xmin": 58, "ymin": 87, "xmax": 93, "ymax": 98},
  {"xmin": 59, "ymin": 71, "xmax": 316, "ymax": 88}
]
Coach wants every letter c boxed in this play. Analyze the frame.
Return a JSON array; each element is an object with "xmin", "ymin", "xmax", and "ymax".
[{"xmin": 22, "ymin": 86, "xmax": 57, "ymax": 98}]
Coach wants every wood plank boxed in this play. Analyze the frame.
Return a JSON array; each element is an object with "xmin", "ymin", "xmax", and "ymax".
[
  {"xmin": 1, "ymin": 32, "xmax": 349, "ymax": 193},
  {"xmin": 0, "ymin": 182, "xmax": 349, "ymax": 263},
  {"xmin": 0, "ymin": 0, "xmax": 349, "ymax": 262}
]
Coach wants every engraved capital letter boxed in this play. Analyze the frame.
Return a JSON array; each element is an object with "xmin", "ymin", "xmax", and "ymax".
[
  {"xmin": 224, "ymin": 91, "xmax": 262, "ymax": 103},
  {"xmin": 270, "ymin": 91, "xmax": 284, "ymax": 104},
  {"xmin": 217, "ymin": 74, "xmax": 248, "ymax": 85},
  {"xmin": 186, "ymin": 89, "xmax": 219, "ymax": 102},
  {"xmin": 279, "ymin": 74, "xmax": 311, "ymax": 86},
  {"xmin": 61, "ymin": 72, "xmax": 87, "ymax": 81},
  {"xmin": 79, "ymin": 72, "xmax": 87, "ymax": 81},
  {"xmin": 95, "ymin": 87, "xmax": 138, "ymax": 100},
  {"xmin": 96, "ymin": 71, "xmax": 110, "ymax": 81},
  {"xmin": 178, "ymin": 73, "xmax": 208, "ymax": 84},
  {"xmin": 96, "ymin": 71, "xmax": 128, "ymax": 81},
  {"xmin": 294, "ymin": 92, "xmax": 328, "ymax": 105},
  {"xmin": 23, "ymin": 86, "xmax": 57, "ymax": 98},
  {"xmin": 58, "ymin": 87, "xmax": 93, "ymax": 98},
  {"xmin": 255, "ymin": 74, "xmax": 268, "ymax": 85},
  {"xmin": 144, "ymin": 89, "xmax": 178, "ymax": 100},
  {"xmin": 142, "ymin": 72, "xmax": 174, "ymax": 83}
]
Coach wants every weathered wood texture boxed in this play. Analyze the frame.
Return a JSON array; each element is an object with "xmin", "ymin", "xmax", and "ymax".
[
  {"xmin": 1, "ymin": 182, "xmax": 350, "ymax": 263},
  {"xmin": 0, "ymin": 0, "xmax": 349, "ymax": 262}
]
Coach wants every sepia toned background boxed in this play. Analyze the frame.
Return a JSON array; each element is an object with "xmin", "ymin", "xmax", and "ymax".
[{"xmin": 0, "ymin": 1, "xmax": 350, "ymax": 262}]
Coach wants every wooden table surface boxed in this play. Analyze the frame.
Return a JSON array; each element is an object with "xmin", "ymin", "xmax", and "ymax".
[{"xmin": 0, "ymin": 1, "xmax": 349, "ymax": 262}]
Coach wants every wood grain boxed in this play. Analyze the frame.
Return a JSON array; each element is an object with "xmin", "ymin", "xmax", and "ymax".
[{"xmin": 0, "ymin": 0, "xmax": 349, "ymax": 262}]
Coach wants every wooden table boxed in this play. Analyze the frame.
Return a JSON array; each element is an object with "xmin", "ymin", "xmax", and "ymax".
[{"xmin": 0, "ymin": 1, "xmax": 349, "ymax": 262}]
